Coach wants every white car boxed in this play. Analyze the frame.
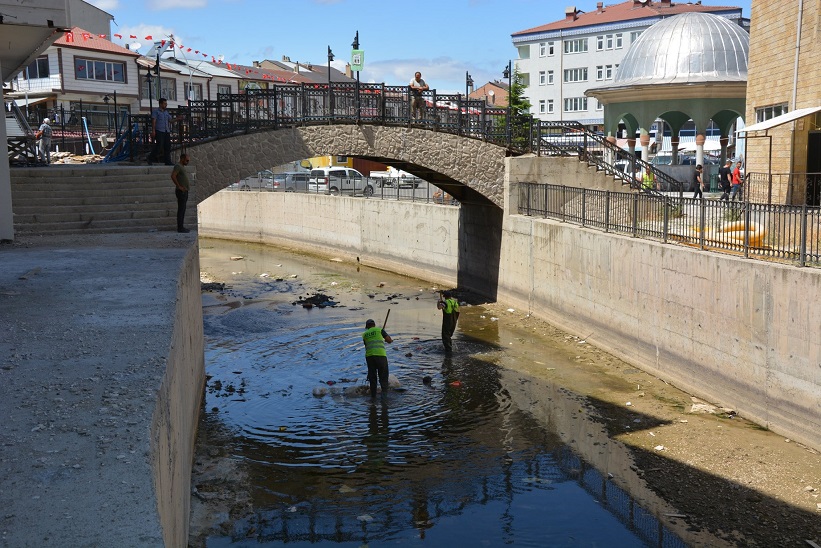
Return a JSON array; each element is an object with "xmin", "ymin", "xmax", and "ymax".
[{"xmin": 308, "ymin": 167, "xmax": 374, "ymax": 196}]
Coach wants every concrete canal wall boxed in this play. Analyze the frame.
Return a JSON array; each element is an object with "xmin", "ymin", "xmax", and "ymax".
[{"xmin": 197, "ymin": 182, "xmax": 821, "ymax": 453}]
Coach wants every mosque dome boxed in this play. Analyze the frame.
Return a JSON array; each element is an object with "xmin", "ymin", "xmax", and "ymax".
[{"xmin": 614, "ymin": 12, "xmax": 749, "ymax": 86}]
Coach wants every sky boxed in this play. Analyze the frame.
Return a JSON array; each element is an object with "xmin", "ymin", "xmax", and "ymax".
[{"xmin": 87, "ymin": 0, "xmax": 753, "ymax": 94}]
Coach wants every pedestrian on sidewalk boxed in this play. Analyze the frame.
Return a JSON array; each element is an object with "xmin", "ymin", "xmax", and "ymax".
[
  {"xmin": 718, "ymin": 159, "xmax": 732, "ymax": 201},
  {"xmin": 730, "ymin": 160, "xmax": 744, "ymax": 201},
  {"xmin": 171, "ymin": 153, "xmax": 191, "ymax": 233},
  {"xmin": 35, "ymin": 118, "xmax": 53, "ymax": 165},
  {"xmin": 691, "ymin": 165, "xmax": 703, "ymax": 200},
  {"xmin": 150, "ymin": 98, "xmax": 173, "ymax": 165}
]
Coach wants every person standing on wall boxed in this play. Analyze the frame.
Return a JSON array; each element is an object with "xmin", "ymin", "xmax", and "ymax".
[
  {"xmin": 170, "ymin": 152, "xmax": 191, "ymax": 233},
  {"xmin": 437, "ymin": 291, "xmax": 460, "ymax": 353},
  {"xmin": 691, "ymin": 164, "xmax": 703, "ymax": 200},
  {"xmin": 409, "ymin": 72, "xmax": 429, "ymax": 120},
  {"xmin": 363, "ymin": 319, "xmax": 393, "ymax": 399},
  {"xmin": 35, "ymin": 118, "xmax": 53, "ymax": 165},
  {"xmin": 150, "ymin": 98, "xmax": 173, "ymax": 166}
]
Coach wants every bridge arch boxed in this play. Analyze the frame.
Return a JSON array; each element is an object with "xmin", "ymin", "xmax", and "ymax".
[{"xmin": 188, "ymin": 125, "xmax": 509, "ymax": 208}]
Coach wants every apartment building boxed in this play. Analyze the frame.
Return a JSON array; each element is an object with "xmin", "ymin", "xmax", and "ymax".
[{"xmin": 511, "ymin": 0, "xmax": 746, "ymax": 128}]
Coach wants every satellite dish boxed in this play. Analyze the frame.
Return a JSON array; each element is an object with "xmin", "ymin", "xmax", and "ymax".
[{"xmin": 129, "ymin": 42, "xmax": 142, "ymax": 51}]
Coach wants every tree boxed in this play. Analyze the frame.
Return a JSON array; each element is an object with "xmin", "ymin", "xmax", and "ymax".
[{"xmin": 508, "ymin": 67, "xmax": 532, "ymax": 150}]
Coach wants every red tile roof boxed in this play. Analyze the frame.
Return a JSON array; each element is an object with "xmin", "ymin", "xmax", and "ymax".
[
  {"xmin": 512, "ymin": 0, "xmax": 741, "ymax": 36},
  {"xmin": 53, "ymin": 27, "xmax": 138, "ymax": 56}
]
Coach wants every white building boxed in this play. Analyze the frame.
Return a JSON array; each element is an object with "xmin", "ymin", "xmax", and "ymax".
[{"xmin": 510, "ymin": 0, "xmax": 746, "ymax": 129}]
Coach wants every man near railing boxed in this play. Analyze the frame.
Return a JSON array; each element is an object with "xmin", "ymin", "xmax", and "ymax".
[
  {"xmin": 691, "ymin": 165, "xmax": 704, "ymax": 200},
  {"xmin": 718, "ymin": 159, "xmax": 733, "ymax": 201},
  {"xmin": 730, "ymin": 160, "xmax": 744, "ymax": 201},
  {"xmin": 409, "ymin": 72, "xmax": 429, "ymax": 120},
  {"xmin": 35, "ymin": 118, "xmax": 52, "ymax": 165},
  {"xmin": 150, "ymin": 98, "xmax": 173, "ymax": 166}
]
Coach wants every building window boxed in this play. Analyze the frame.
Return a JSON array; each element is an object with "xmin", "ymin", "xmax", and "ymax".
[
  {"xmin": 564, "ymin": 97, "xmax": 588, "ymax": 112},
  {"xmin": 539, "ymin": 71, "xmax": 546, "ymax": 85},
  {"xmin": 24, "ymin": 56, "xmax": 50, "ymax": 79},
  {"xmin": 755, "ymin": 103, "xmax": 789, "ymax": 123},
  {"xmin": 547, "ymin": 99, "xmax": 554, "ymax": 113},
  {"xmin": 615, "ymin": 33, "xmax": 623, "ymax": 49},
  {"xmin": 547, "ymin": 41, "xmax": 555, "ymax": 56},
  {"xmin": 217, "ymin": 84, "xmax": 231, "ymax": 96},
  {"xmin": 184, "ymin": 82, "xmax": 203, "ymax": 101},
  {"xmin": 596, "ymin": 36, "xmax": 604, "ymax": 51},
  {"xmin": 630, "ymin": 30, "xmax": 643, "ymax": 43},
  {"xmin": 596, "ymin": 99, "xmax": 604, "ymax": 111},
  {"xmin": 563, "ymin": 38, "xmax": 588, "ymax": 54},
  {"xmin": 605, "ymin": 65, "xmax": 614, "ymax": 80},
  {"xmin": 596, "ymin": 66, "xmax": 604, "ymax": 80},
  {"xmin": 539, "ymin": 100, "xmax": 546, "ymax": 114},
  {"xmin": 74, "ymin": 57, "xmax": 125, "ymax": 82},
  {"xmin": 159, "ymin": 77, "xmax": 176, "ymax": 101},
  {"xmin": 539, "ymin": 42, "xmax": 546, "ymax": 57},
  {"xmin": 547, "ymin": 70, "xmax": 554, "ymax": 84},
  {"xmin": 606, "ymin": 34, "xmax": 614, "ymax": 49},
  {"xmin": 563, "ymin": 68, "xmax": 588, "ymax": 83}
]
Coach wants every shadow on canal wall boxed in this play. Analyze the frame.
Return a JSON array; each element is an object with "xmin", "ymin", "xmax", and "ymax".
[{"xmin": 197, "ymin": 173, "xmax": 821, "ymax": 453}]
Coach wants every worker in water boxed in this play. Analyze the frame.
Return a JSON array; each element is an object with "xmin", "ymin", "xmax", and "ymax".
[
  {"xmin": 437, "ymin": 291, "xmax": 460, "ymax": 353},
  {"xmin": 362, "ymin": 319, "xmax": 393, "ymax": 398}
]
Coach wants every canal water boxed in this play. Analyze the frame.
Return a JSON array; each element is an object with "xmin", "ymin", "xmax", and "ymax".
[{"xmin": 193, "ymin": 238, "xmax": 687, "ymax": 547}]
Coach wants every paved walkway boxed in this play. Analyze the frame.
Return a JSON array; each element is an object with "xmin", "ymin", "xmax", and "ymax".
[{"xmin": 0, "ymin": 232, "xmax": 195, "ymax": 547}]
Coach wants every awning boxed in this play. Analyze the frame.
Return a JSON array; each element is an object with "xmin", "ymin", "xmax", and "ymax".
[
  {"xmin": 13, "ymin": 97, "xmax": 50, "ymax": 108},
  {"xmin": 737, "ymin": 106, "xmax": 821, "ymax": 134}
]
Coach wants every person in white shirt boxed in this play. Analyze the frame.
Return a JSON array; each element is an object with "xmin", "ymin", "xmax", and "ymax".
[{"xmin": 409, "ymin": 72, "xmax": 429, "ymax": 120}]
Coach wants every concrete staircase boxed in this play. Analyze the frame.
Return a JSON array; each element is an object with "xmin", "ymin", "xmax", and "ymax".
[{"xmin": 10, "ymin": 165, "xmax": 197, "ymax": 235}]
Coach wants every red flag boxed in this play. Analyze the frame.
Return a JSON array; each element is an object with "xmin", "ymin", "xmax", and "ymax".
[
  {"xmin": 211, "ymin": 56, "xmax": 216, "ymax": 62},
  {"xmin": 129, "ymin": 34, "xmax": 137, "ymax": 39},
  {"xmin": 99, "ymin": 34, "xmax": 106, "ymax": 38},
  {"xmin": 82, "ymin": 33, "xmax": 90, "ymax": 41},
  {"xmin": 187, "ymin": 48, "xmax": 191, "ymax": 52},
  {"xmin": 202, "ymin": 53, "xmax": 208, "ymax": 57},
  {"xmin": 114, "ymin": 33, "xmax": 122, "ymax": 39},
  {"xmin": 144, "ymin": 35, "xmax": 153, "ymax": 40},
  {"xmin": 66, "ymin": 32, "xmax": 74, "ymax": 43},
  {"xmin": 160, "ymin": 40, "xmax": 166, "ymax": 47},
  {"xmin": 178, "ymin": 44, "xmax": 183, "ymax": 49}
]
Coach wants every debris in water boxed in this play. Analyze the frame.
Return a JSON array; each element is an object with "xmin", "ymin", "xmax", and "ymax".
[
  {"xmin": 449, "ymin": 380, "xmax": 462, "ymax": 387},
  {"xmin": 357, "ymin": 514, "xmax": 373, "ymax": 522},
  {"xmin": 230, "ymin": 256, "xmax": 243, "ymax": 261},
  {"xmin": 339, "ymin": 485, "xmax": 356, "ymax": 493}
]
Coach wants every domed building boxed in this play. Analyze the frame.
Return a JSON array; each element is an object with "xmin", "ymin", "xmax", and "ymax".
[{"xmin": 586, "ymin": 11, "xmax": 749, "ymax": 166}]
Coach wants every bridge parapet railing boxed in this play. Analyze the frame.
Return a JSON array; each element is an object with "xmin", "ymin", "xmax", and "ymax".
[{"xmin": 518, "ymin": 182, "xmax": 821, "ymax": 267}]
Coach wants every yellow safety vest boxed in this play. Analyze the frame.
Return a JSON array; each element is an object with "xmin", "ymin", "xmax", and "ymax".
[
  {"xmin": 363, "ymin": 327, "xmax": 387, "ymax": 357},
  {"xmin": 443, "ymin": 298, "xmax": 459, "ymax": 315}
]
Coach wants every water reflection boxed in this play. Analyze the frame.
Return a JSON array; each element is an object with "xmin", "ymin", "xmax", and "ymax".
[{"xmin": 196, "ymin": 239, "xmax": 686, "ymax": 547}]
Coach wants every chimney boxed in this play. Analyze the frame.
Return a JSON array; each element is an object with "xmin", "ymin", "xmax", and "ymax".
[
  {"xmin": 282, "ymin": 55, "xmax": 290, "ymax": 62},
  {"xmin": 659, "ymin": 0, "xmax": 672, "ymax": 5},
  {"xmin": 597, "ymin": 1, "xmax": 604, "ymax": 12},
  {"xmin": 565, "ymin": 6, "xmax": 579, "ymax": 21},
  {"xmin": 253, "ymin": 61, "xmax": 260, "ymax": 68}
]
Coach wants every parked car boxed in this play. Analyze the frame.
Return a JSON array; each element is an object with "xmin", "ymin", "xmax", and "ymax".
[
  {"xmin": 308, "ymin": 167, "xmax": 374, "ymax": 196},
  {"xmin": 279, "ymin": 172, "xmax": 311, "ymax": 192},
  {"xmin": 229, "ymin": 171, "xmax": 274, "ymax": 191}
]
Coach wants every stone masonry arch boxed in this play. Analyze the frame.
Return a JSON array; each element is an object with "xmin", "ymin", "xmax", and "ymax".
[{"xmin": 187, "ymin": 125, "xmax": 509, "ymax": 208}]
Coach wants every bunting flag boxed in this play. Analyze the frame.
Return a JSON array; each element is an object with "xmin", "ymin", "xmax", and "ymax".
[
  {"xmin": 114, "ymin": 33, "xmax": 122, "ymax": 39},
  {"xmin": 82, "ymin": 33, "xmax": 90, "ymax": 41},
  {"xmin": 187, "ymin": 48, "xmax": 192, "ymax": 52},
  {"xmin": 144, "ymin": 35, "xmax": 153, "ymax": 40},
  {"xmin": 161, "ymin": 39, "xmax": 166, "ymax": 47},
  {"xmin": 98, "ymin": 34, "xmax": 106, "ymax": 38},
  {"xmin": 66, "ymin": 32, "xmax": 74, "ymax": 43},
  {"xmin": 129, "ymin": 34, "xmax": 137, "ymax": 39}
]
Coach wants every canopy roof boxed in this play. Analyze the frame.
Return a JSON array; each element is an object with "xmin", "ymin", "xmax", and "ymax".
[{"xmin": 737, "ymin": 106, "xmax": 821, "ymax": 134}]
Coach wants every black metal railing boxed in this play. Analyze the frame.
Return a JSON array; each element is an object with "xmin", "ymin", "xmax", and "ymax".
[{"xmin": 518, "ymin": 182, "xmax": 821, "ymax": 268}]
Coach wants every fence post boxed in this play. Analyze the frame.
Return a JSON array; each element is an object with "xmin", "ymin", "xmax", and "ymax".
[
  {"xmin": 632, "ymin": 193, "xmax": 639, "ymax": 237},
  {"xmin": 581, "ymin": 189, "xmax": 586, "ymax": 227},
  {"xmin": 544, "ymin": 184, "xmax": 549, "ymax": 218},
  {"xmin": 561, "ymin": 185, "xmax": 567, "ymax": 222},
  {"xmin": 605, "ymin": 191, "xmax": 611, "ymax": 233},
  {"xmin": 799, "ymin": 203, "xmax": 808, "ymax": 267},
  {"xmin": 525, "ymin": 183, "xmax": 531, "ymax": 216},
  {"xmin": 662, "ymin": 198, "xmax": 670, "ymax": 243},
  {"xmin": 743, "ymin": 197, "xmax": 751, "ymax": 259},
  {"xmin": 699, "ymin": 198, "xmax": 706, "ymax": 250}
]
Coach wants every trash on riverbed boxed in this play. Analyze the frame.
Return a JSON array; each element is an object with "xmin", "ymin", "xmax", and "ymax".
[
  {"xmin": 449, "ymin": 380, "xmax": 462, "ymax": 387},
  {"xmin": 294, "ymin": 293, "xmax": 338, "ymax": 308},
  {"xmin": 654, "ymin": 445, "xmax": 665, "ymax": 451},
  {"xmin": 230, "ymin": 256, "xmax": 243, "ymax": 261}
]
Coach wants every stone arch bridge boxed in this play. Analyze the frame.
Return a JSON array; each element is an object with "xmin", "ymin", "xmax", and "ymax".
[{"xmin": 188, "ymin": 125, "xmax": 509, "ymax": 208}]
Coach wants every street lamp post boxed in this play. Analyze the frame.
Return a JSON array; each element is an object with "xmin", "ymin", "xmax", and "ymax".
[
  {"xmin": 465, "ymin": 71, "xmax": 473, "ymax": 100},
  {"xmin": 503, "ymin": 60, "xmax": 512, "ymax": 146},
  {"xmin": 352, "ymin": 31, "xmax": 360, "ymax": 122},
  {"xmin": 103, "ymin": 95, "xmax": 111, "ymax": 131},
  {"xmin": 327, "ymin": 46, "xmax": 334, "ymax": 118}
]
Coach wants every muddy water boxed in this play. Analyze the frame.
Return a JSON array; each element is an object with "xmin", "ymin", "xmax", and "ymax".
[{"xmin": 193, "ymin": 238, "xmax": 687, "ymax": 547}]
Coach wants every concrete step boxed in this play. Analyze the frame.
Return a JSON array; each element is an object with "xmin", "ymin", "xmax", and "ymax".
[
  {"xmin": 13, "ymin": 218, "xmax": 193, "ymax": 235},
  {"xmin": 11, "ymin": 187, "xmax": 179, "ymax": 200},
  {"xmin": 13, "ymin": 199, "xmax": 179, "ymax": 215}
]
